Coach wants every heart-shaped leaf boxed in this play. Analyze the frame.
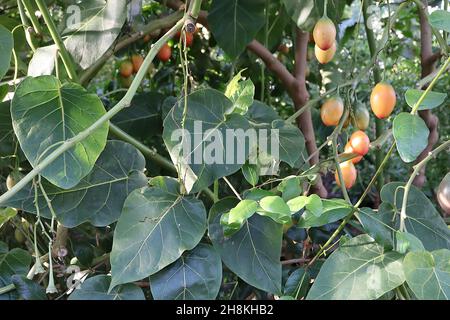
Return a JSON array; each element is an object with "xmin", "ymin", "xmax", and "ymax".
[
  {"xmin": 1, "ymin": 141, "xmax": 147, "ymax": 228},
  {"xmin": 393, "ymin": 112, "xmax": 429, "ymax": 163},
  {"xmin": 297, "ymin": 199, "xmax": 352, "ymax": 228},
  {"xmin": 163, "ymin": 89, "xmax": 251, "ymax": 194},
  {"xmin": 11, "ymin": 75, "xmax": 109, "ymax": 189},
  {"xmin": 110, "ymin": 177, "xmax": 207, "ymax": 289},
  {"xmin": 208, "ymin": 198, "xmax": 282, "ymax": 295},
  {"xmin": 307, "ymin": 235, "xmax": 405, "ymax": 300},
  {"xmin": 150, "ymin": 244, "xmax": 222, "ymax": 300},
  {"xmin": 258, "ymin": 195, "xmax": 291, "ymax": 224}
]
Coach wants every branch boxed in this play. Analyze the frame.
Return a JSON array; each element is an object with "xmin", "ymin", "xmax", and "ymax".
[{"xmin": 80, "ymin": 11, "xmax": 183, "ymax": 86}]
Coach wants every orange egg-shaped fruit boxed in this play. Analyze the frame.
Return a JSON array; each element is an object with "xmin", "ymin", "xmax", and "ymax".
[
  {"xmin": 320, "ymin": 96, "xmax": 344, "ymax": 126},
  {"xmin": 370, "ymin": 82, "xmax": 396, "ymax": 119},
  {"xmin": 313, "ymin": 17, "xmax": 336, "ymax": 50},
  {"xmin": 131, "ymin": 54, "xmax": 144, "ymax": 73},
  {"xmin": 315, "ymin": 41, "xmax": 336, "ymax": 64},
  {"xmin": 335, "ymin": 161, "xmax": 357, "ymax": 189},
  {"xmin": 344, "ymin": 142, "xmax": 363, "ymax": 164},
  {"xmin": 354, "ymin": 103, "xmax": 370, "ymax": 130},
  {"xmin": 119, "ymin": 60, "xmax": 133, "ymax": 77},
  {"xmin": 349, "ymin": 130, "xmax": 370, "ymax": 156}
]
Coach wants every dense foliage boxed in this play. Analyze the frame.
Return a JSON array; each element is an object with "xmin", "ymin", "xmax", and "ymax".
[{"xmin": 0, "ymin": 0, "xmax": 449, "ymax": 300}]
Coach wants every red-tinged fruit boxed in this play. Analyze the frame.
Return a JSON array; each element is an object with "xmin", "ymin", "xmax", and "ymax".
[
  {"xmin": 370, "ymin": 82, "xmax": 396, "ymax": 119},
  {"xmin": 437, "ymin": 172, "xmax": 450, "ymax": 215},
  {"xmin": 157, "ymin": 43, "xmax": 172, "ymax": 62},
  {"xmin": 349, "ymin": 130, "xmax": 370, "ymax": 156},
  {"xmin": 131, "ymin": 54, "xmax": 144, "ymax": 73},
  {"xmin": 313, "ymin": 17, "xmax": 336, "ymax": 50},
  {"xmin": 119, "ymin": 60, "xmax": 133, "ymax": 77},
  {"xmin": 344, "ymin": 142, "xmax": 363, "ymax": 164}
]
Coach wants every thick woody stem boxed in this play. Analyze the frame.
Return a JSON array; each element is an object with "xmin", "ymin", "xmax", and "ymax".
[{"xmin": 413, "ymin": 0, "xmax": 439, "ymax": 187}]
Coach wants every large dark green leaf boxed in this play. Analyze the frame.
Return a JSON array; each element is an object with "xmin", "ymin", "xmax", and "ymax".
[
  {"xmin": 0, "ymin": 101, "xmax": 14, "ymax": 166},
  {"xmin": 307, "ymin": 235, "xmax": 405, "ymax": 300},
  {"xmin": 282, "ymin": 0, "xmax": 344, "ymax": 31},
  {"xmin": 1, "ymin": 141, "xmax": 147, "ymax": 228},
  {"xmin": 111, "ymin": 92, "xmax": 164, "ymax": 139},
  {"xmin": 283, "ymin": 268, "xmax": 310, "ymax": 299},
  {"xmin": 208, "ymin": 198, "xmax": 282, "ymax": 295},
  {"xmin": 0, "ymin": 247, "xmax": 31, "ymax": 278},
  {"xmin": 68, "ymin": 275, "xmax": 145, "ymax": 300},
  {"xmin": 150, "ymin": 244, "xmax": 222, "ymax": 300},
  {"xmin": 393, "ymin": 113, "xmax": 429, "ymax": 163},
  {"xmin": 10, "ymin": 275, "xmax": 47, "ymax": 300},
  {"xmin": 110, "ymin": 177, "xmax": 207, "ymax": 289},
  {"xmin": 379, "ymin": 182, "xmax": 450, "ymax": 251},
  {"xmin": 405, "ymin": 89, "xmax": 447, "ymax": 111},
  {"xmin": 11, "ymin": 75, "xmax": 109, "ymax": 189},
  {"xmin": 163, "ymin": 89, "xmax": 251, "ymax": 193},
  {"xmin": 357, "ymin": 207, "xmax": 394, "ymax": 249},
  {"xmin": 208, "ymin": 0, "xmax": 266, "ymax": 59},
  {"xmin": 61, "ymin": 0, "xmax": 127, "ymax": 69},
  {"xmin": 403, "ymin": 249, "xmax": 450, "ymax": 300},
  {"xmin": 0, "ymin": 24, "xmax": 13, "ymax": 80}
]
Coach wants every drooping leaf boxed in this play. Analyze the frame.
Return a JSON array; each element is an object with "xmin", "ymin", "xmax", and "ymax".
[
  {"xmin": 307, "ymin": 235, "xmax": 405, "ymax": 300},
  {"xmin": 393, "ymin": 112, "xmax": 429, "ymax": 163},
  {"xmin": 208, "ymin": 0, "xmax": 266, "ymax": 58},
  {"xmin": 225, "ymin": 70, "xmax": 255, "ymax": 114},
  {"xmin": 27, "ymin": 45, "xmax": 57, "ymax": 77},
  {"xmin": 223, "ymin": 199, "xmax": 258, "ymax": 230},
  {"xmin": 111, "ymin": 92, "xmax": 164, "ymax": 139},
  {"xmin": 69, "ymin": 275, "xmax": 145, "ymax": 300},
  {"xmin": 403, "ymin": 249, "xmax": 450, "ymax": 300},
  {"xmin": 357, "ymin": 207, "xmax": 394, "ymax": 249},
  {"xmin": 429, "ymin": 10, "xmax": 450, "ymax": 33},
  {"xmin": 11, "ymin": 75, "xmax": 109, "ymax": 189},
  {"xmin": 150, "ymin": 244, "xmax": 222, "ymax": 300},
  {"xmin": 405, "ymin": 89, "xmax": 447, "ymax": 111},
  {"xmin": 2, "ymin": 141, "xmax": 147, "ymax": 228},
  {"xmin": 61, "ymin": 0, "xmax": 127, "ymax": 69},
  {"xmin": 379, "ymin": 182, "xmax": 450, "ymax": 251},
  {"xmin": 242, "ymin": 163, "xmax": 259, "ymax": 186},
  {"xmin": 10, "ymin": 275, "xmax": 47, "ymax": 300},
  {"xmin": 208, "ymin": 198, "xmax": 282, "ymax": 295},
  {"xmin": 163, "ymin": 89, "xmax": 251, "ymax": 194},
  {"xmin": 284, "ymin": 268, "xmax": 310, "ymax": 299},
  {"xmin": 110, "ymin": 178, "xmax": 207, "ymax": 289},
  {"xmin": 0, "ymin": 24, "xmax": 13, "ymax": 80},
  {"xmin": 278, "ymin": 176, "xmax": 302, "ymax": 202}
]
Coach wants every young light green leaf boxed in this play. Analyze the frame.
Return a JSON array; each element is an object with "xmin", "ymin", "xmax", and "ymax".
[
  {"xmin": 403, "ymin": 249, "xmax": 450, "ymax": 300},
  {"xmin": 278, "ymin": 176, "xmax": 302, "ymax": 202},
  {"xmin": 297, "ymin": 199, "xmax": 352, "ymax": 228},
  {"xmin": 150, "ymin": 244, "xmax": 222, "ymax": 300},
  {"xmin": 0, "ymin": 208, "xmax": 17, "ymax": 229},
  {"xmin": 405, "ymin": 89, "xmax": 447, "ymax": 111},
  {"xmin": 287, "ymin": 196, "xmax": 308, "ymax": 213},
  {"xmin": 305, "ymin": 194, "xmax": 323, "ymax": 217},
  {"xmin": 258, "ymin": 196, "xmax": 291, "ymax": 224},
  {"xmin": 307, "ymin": 235, "xmax": 405, "ymax": 300},
  {"xmin": 393, "ymin": 113, "xmax": 429, "ymax": 163},
  {"xmin": 395, "ymin": 231, "xmax": 425, "ymax": 254},
  {"xmin": 227, "ymin": 199, "xmax": 258, "ymax": 228}
]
